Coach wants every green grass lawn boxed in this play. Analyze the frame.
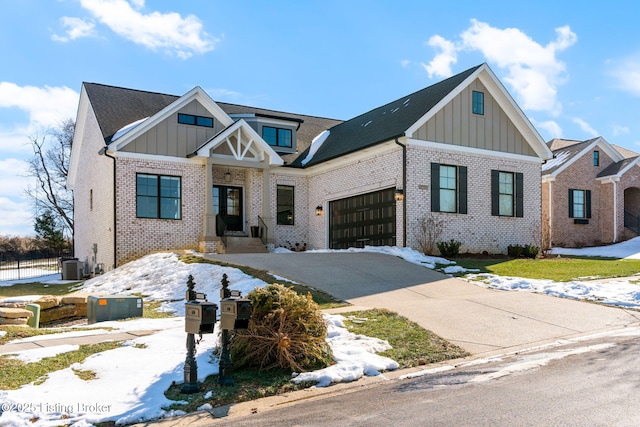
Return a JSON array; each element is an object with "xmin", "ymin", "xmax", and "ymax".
[{"xmin": 452, "ymin": 256, "xmax": 640, "ymax": 282}]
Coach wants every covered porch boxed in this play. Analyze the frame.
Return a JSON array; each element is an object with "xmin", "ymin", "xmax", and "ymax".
[{"xmin": 189, "ymin": 119, "xmax": 284, "ymax": 253}]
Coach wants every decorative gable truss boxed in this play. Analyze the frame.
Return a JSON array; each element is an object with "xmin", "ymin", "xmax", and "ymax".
[{"xmin": 191, "ymin": 119, "xmax": 283, "ymax": 167}]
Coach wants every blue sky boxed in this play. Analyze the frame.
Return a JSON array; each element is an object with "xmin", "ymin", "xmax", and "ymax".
[{"xmin": 2, "ymin": 0, "xmax": 640, "ymax": 236}]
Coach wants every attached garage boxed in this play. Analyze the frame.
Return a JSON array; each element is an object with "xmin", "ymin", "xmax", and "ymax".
[{"xmin": 329, "ymin": 188, "xmax": 396, "ymax": 249}]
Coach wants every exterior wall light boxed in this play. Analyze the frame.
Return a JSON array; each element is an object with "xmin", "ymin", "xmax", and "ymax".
[
  {"xmin": 224, "ymin": 171, "xmax": 232, "ymax": 182},
  {"xmin": 315, "ymin": 205, "xmax": 323, "ymax": 216},
  {"xmin": 394, "ymin": 188, "xmax": 404, "ymax": 201}
]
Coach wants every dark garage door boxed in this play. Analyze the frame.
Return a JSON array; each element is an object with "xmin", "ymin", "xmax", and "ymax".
[{"xmin": 329, "ymin": 188, "xmax": 396, "ymax": 249}]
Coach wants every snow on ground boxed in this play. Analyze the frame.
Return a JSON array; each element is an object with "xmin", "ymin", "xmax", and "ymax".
[
  {"xmin": 464, "ymin": 237, "xmax": 640, "ymax": 309},
  {"xmin": 2, "ymin": 240, "xmax": 640, "ymax": 426},
  {"xmin": 551, "ymin": 236, "xmax": 640, "ymax": 260},
  {"xmin": 0, "ymin": 253, "xmax": 398, "ymax": 427}
]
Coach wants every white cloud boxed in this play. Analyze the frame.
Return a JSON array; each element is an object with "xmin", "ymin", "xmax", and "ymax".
[
  {"xmin": 51, "ymin": 16, "xmax": 96, "ymax": 42},
  {"xmin": 612, "ymin": 124, "xmax": 630, "ymax": 137},
  {"xmin": 0, "ymin": 158, "xmax": 34, "ymax": 236},
  {"xmin": 421, "ymin": 35, "xmax": 457, "ymax": 78},
  {"xmin": 78, "ymin": 0, "xmax": 217, "ymax": 59},
  {"xmin": 423, "ymin": 20, "xmax": 577, "ymax": 115},
  {"xmin": 534, "ymin": 120, "xmax": 563, "ymax": 139},
  {"xmin": 0, "ymin": 159, "xmax": 30, "ymax": 199},
  {"xmin": 572, "ymin": 117, "xmax": 599, "ymax": 137},
  {"xmin": 610, "ymin": 55, "xmax": 640, "ymax": 96},
  {"xmin": 0, "ymin": 82, "xmax": 79, "ymax": 129},
  {"xmin": 0, "ymin": 196, "xmax": 34, "ymax": 236}
]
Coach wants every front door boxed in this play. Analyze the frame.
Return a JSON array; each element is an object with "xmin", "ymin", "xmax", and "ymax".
[{"xmin": 213, "ymin": 186, "xmax": 243, "ymax": 232}]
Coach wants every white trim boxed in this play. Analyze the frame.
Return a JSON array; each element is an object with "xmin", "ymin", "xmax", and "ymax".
[
  {"xmin": 110, "ymin": 86, "xmax": 234, "ymax": 151},
  {"xmin": 550, "ymin": 137, "xmax": 625, "ymax": 179},
  {"xmin": 405, "ymin": 64, "xmax": 552, "ymax": 161},
  {"xmin": 193, "ymin": 119, "xmax": 284, "ymax": 166},
  {"xmin": 547, "ymin": 180, "xmax": 553, "ymax": 244},
  {"xmin": 407, "ymin": 138, "xmax": 545, "ymax": 164},
  {"xmin": 614, "ymin": 157, "xmax": 640, "ymax": 178},
  {"xmin": 613, "ymin": 180, "xmax": 618, "ymax": 243},
  {"xmin": 110, "ymin": 150, "xmax": 205, "ymax": 165},
  {"xmin": 68, "ymin": 85, "xmax": 90, "ymax": 189}
]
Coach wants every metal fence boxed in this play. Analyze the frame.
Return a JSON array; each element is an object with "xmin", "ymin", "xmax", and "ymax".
[{"xmin": 0, "ymin": 256, "xmax": 61, "ymax": 282}]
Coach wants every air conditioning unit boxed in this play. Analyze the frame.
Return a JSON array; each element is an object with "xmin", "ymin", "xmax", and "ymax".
[{"xmin": 62, "ymin": 260, "xmax": 83, "ymax": 280}]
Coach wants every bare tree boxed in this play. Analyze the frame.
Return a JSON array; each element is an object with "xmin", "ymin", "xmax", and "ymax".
[{"xmin": 24, "ymin": 119, "xmax": 74, "ymax": 237}]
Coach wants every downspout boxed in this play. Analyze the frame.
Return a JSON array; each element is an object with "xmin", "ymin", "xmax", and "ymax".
[
  {"xmin": 99, "ymin": 146, "xmax": 117, "ymax": 269},
  {"xmin": 613, "ymin": 179, "xmax": 618, "ymax": 243},
  {"xmin": 395, "ymin": 137, "xmax": 407, "ymax": 247},
  {"xmin": 548, "ymin": 180, "xmax": 553, "ymax": 246}
]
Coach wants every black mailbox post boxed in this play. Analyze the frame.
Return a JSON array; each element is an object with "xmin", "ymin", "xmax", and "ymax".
[{"xmin": 218, "ymin": 273, "xmax": 253, "ymax": 385}]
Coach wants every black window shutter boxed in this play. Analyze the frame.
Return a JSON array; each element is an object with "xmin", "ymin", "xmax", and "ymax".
[
  {"xmin": 515, "ymin": 172, "xmax": 524, "ymax": 217},
  {"xmin": 568, "ymin": 189, "xmax": 574, "ymax": 218},
  {"xmin": 491, "ymin": 170, "xmax": 499, "ymax": 216},
  {"xmin": 458, "ymin": 166, "xmax": 468, "ymax": 214},
  {"xmin": 586, "ymin": 190, "xmax": 591, "ymax": 218},
  {"xmin": 431, "ymin": 163, "xmax": 440, "ymax": 212}
]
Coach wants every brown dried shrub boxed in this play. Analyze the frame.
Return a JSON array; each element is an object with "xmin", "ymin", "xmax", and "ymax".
[{"xmin": 230, "ymin": 284, "xmax": 333, "ymax": 372}]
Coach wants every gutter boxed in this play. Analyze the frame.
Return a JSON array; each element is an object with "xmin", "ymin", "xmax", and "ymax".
[
  {"xmin": 394, "ymin": 137, "xmax": 407, "ymax": 247},
  {"xmin": 98, "ymin": 146, "xmax": 118, "ymax": 269}
]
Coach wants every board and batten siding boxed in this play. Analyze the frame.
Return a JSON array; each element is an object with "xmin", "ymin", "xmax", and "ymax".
[
  {"xmin": 120, "ymin": 100, "xmax": 225, "ymax": 157},
  {"xmin": 412, "ymin": 79, "xmax": 536, "ymax": 157}
]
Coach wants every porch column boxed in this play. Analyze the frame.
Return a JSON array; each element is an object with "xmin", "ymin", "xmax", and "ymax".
[
  {"xmin": 261, "ymin": 156, "xmax": 275, "ymax": 245},
  {"xmin": 202, "ymin": 158, "xmax": 216, "ymax": 240}
]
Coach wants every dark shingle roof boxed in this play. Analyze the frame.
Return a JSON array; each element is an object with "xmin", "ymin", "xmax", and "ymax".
[
  {"xmin": 215, "ymin": 102, "xmax": 342, "ymax": 164},
  {"xmin": 83, "ymin": 83, "xmax": 342, "ymax": 163},
  {"xmin": 289, "ymin": 64, "xmax": 483, "ymax": 167},
  {"xmin": 84, "ymin": 83, "xmax": 179, "ymax": 143},
  {"xmin": 542, "ymin": 139, "xmax": 597, "ymax": 175},
  {"xmin": 597, "ymin": 156, "xmax": 639, "ymax": 178}
]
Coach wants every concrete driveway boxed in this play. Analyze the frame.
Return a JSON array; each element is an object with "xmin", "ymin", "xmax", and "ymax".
[{"xmin": 204, "ymin": 252, "xmax": 640, "ymax": 356}]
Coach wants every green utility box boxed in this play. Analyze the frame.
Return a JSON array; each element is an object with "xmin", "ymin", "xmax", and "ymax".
[
  {"xmin": 87, "ymin": 295, "xmax": 143, "ymax": 324},
  {"xmin": 25, "ymin": 303, "xmax": 40, "ymax": 328}
]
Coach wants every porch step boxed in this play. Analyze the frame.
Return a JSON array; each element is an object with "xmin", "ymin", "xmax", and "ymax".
[{"xmin": 224, "ymin": 236, "xmax": 268, "ymax": 254}]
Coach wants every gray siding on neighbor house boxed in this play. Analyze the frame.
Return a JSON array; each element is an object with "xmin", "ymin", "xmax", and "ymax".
[
  {"xmin": 413, "ymin": 79, "xmax": 536, "ymax": 157},
  {"xmin": 121, "ymin": 100, "xmax": 225, "ymax": 157}
]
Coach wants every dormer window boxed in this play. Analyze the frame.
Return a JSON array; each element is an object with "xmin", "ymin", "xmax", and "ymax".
[
  {"xmin": 178, "ymin": 113, "xmax": 213, "ymax": 128},
  {"xmin": 262, "ymin": 126, "xmax": 292, "ymax": 148}
]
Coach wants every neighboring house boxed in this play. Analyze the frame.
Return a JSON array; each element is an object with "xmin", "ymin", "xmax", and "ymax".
[
  {"xmin": 68, "ymin": 63, "xmax": 553, "ymax": 271},
  {"xmin": 542, "ymin": 137, "xmax": 640, "ymax": 248}
]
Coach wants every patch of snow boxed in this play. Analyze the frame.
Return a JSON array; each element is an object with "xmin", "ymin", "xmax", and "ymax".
[
  {"xmin": 362, "ymin": 120, "xmax": 372, "ymax": 127},
  {"xmin": 542, "ymin": 150, "xmax": 571, "ymax": 171},
  {"xmin": 441, "ymin": 265, "xmax": 480, "ymax": 275},
  {"xmin": 301, "ymin": 130, "xmax": 330, "ymax": 166},
  {"xmin": 304, "ymin": 245, "xmax": 454, "ymax": 269},
  {"xmin": 111, "ymin": 117, "xmax": 148, "ymax": 142},
  {"xmin": 292, "ymin": 314, "xmax": 399, "ymax": 387},
  {"xmin": 552, "ymin": 236, "xmax": 640, "ymax": 260}
]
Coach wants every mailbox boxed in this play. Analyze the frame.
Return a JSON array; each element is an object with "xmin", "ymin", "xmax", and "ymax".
[
  {"xmin": 185, "ymin": 301, "xmax": 218, "ymax": 334},
  {"xmin": 220, "ymin": 298, "xmax": 252, "ymax": 330}
]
